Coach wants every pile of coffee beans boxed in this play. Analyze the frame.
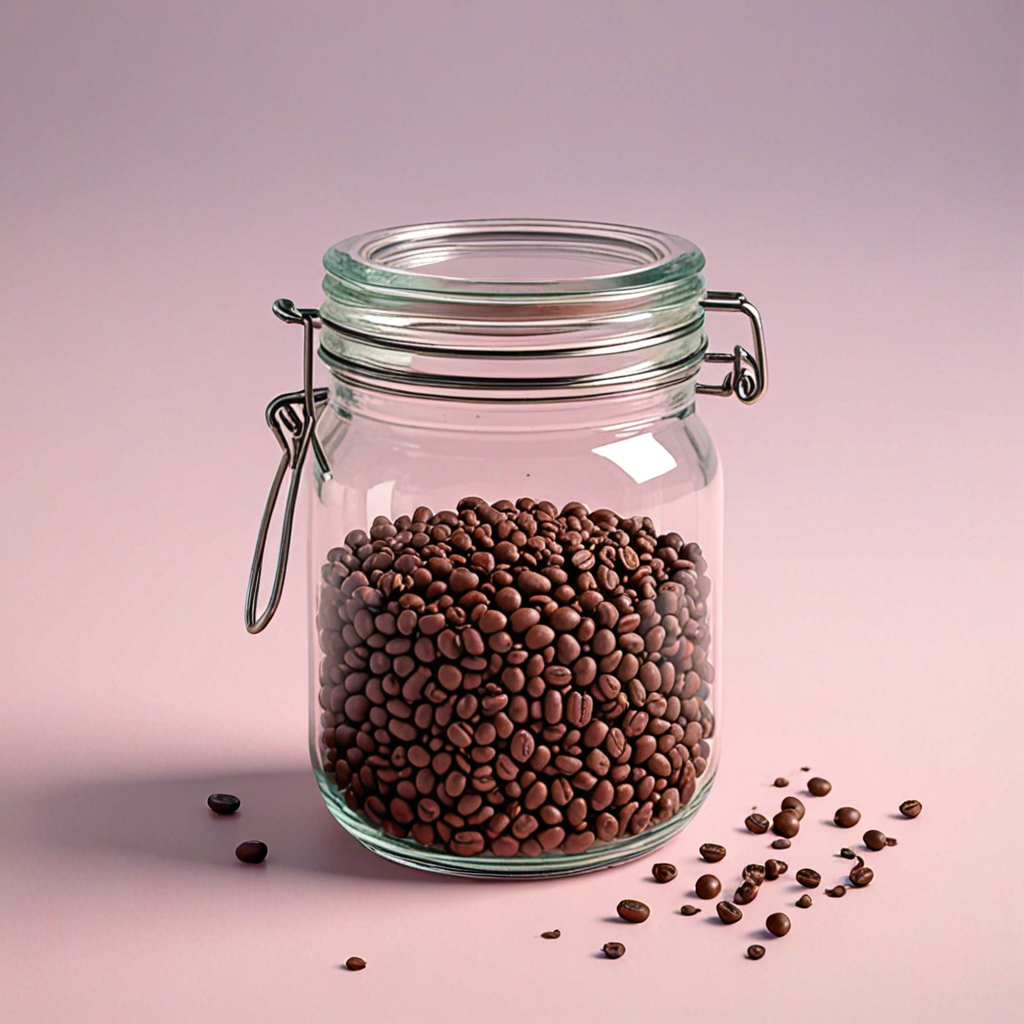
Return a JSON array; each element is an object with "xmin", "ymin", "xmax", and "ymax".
[{"xmin": 315, "ymin": 497, "xmax": 715, "ymax": 857}]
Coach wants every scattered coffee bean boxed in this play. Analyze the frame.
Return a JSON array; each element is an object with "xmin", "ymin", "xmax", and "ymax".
[
  {"xmin": 745, "ymin": 813, "xmax": 770, "ymax": 834},
  {"xmin": 764, "ymin": 858, "xmax": 787, "ymax": 880},
  {"xmin": 863, "ymin": 829, "xmax": 887, "ymax": 851},
  {"xmin": 652, "ymin": 862, "xmax": 677, "ymax": 883},
  {"xmin": 235, "ymin": 840, "xmax": 268, "ymax": 864},
  {"xmin": 840, "ymin": 847, "xmax": 856, "ymax": 859},
  {"xmin": 781, "ymin": 796, "xmax": 805, "ymax": 820},
  {"xmin": 344, "ymin": 956, "xmax": 366, "ymax": 971},
  {"xmin": 773, "ymin": 777, "xmax": 789, "ymax": 788},
  {"xmin": 747, "ymin": 944, "xmax": 766, "ymax": 960},
  {"xmin": 834, "ymin": 807, "xmax": 861, "ymax": 828},
  {"xmin": 796, "ymin": 894, "xmax": 813, "ymax": 908},
  {"xmin": 716, "ymin": 901, "xmax": 743, "ymax": 924},
  {"xmin": 772, "ymin": 810, "xmax": 801, "ymax": 838},
  {"xmin": 885, "ymin": 836, "xmax": 898, "ymax": 847},
  {"xmin": 801, "ymin": 766, "xmax": 811, "ymax": 772},
  {"xmin": 602, "ymin": 942, "xmax": 626, "ymax": 959},
  {"xmin": 825, "ymin": 885, "xmax": 846, "ymax": 898},
  {"xmin": 849, "ymin": 861, "xmax": 874, "ymax": 888},
  {"xmin": 699, "ymin": 843, "xmax": 727, "ymax": 863},
  {"xmin": 695, "ymin": 874, "xmax": 722, "ymax": 899},
  {"xmin": 679, "ymin": 905, "xmax": 701, "ymax": 916},
  {"xmin": 743, "ymin": 863, "xmax": 766, "ymax": 884},
  {"xmin": 616, "ymin": 899, "xmax": 650, "ymax": 923},
  {"xmin": 771, "ymin": 838, "xmax": 791, "ymax": 850},
  {"xmin": 207, "ymin": 793, "xmax": 240, "ymax": 815},
  {"xmin": 766, "ymin": 912, "xmax": 791, "ymax": 937},
  {"xmin": 807, "ymin": 777, "xmax": 831, "ymax": 796},
  {"xmin": 795, "ymin": 868, "xmax": 821, "ymax": 888},
  {"xmin": 899, "ymin": 799, "xmax": 922, "ymax": 819},
  {"xmin": 541, "ymin": 930, "xmax": 561, "ymax": 939},
  {"xmin": 733, "ymin": 880, "xmax": 760, "ymax": 905}
]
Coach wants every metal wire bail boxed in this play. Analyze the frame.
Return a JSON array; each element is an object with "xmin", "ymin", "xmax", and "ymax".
[
  {"xmin": 244, "ymin": 300, "xmax": 330, "ymax": 634},
  {"xmin": 696, "ymin": 292, "xmax": 768, "ymax": 404}
]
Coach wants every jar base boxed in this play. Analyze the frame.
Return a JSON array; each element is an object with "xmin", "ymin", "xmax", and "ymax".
[{"xmin": 314, "ymin": 769, "xmax": 716, "ymax": 878}]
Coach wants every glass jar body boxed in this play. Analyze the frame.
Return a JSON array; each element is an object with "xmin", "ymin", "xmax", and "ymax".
[{"xmin": 309, "ymin": 384, "xmax": 722, "ymax": 877}]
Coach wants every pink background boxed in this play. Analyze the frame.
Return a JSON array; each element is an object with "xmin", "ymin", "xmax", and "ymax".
[{"xmin": 1, "ymin": 2, "xmax": 1021, "ymax": 1021}]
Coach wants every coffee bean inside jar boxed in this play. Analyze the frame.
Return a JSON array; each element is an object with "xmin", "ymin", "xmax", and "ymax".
[{"xmin": 315, "ymin": 497, "xmax": 715, "ymax": 859}]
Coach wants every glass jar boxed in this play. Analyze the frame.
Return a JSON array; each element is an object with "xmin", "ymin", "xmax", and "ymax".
[{"xmin": 245, "ymin": 219, "xmax": 767, "ymax": 877}]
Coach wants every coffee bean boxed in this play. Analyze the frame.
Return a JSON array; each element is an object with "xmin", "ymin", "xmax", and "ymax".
[
  {"xmin": 771, "ymin": 838, "xmax": 791, "ymax": 850},
  {"xmin": 834, "ymin": 807, "xmax": 861, "ymax": 828},
  {"xmin": 780, "ymin": 796, "xmax": 805, "ymax": 820},
  {"xmin": 602, "ymin": 942, "xmax": 626, "ymax": 959},
  {"xmin": 885, "ymin": 836, "xmax": 898, "ymax": 847},
  {"xmin": 899, "ymin": 799, "xmax": 922, "ymax": 819},
  {"xmin": 541, "ymin": 930, "xmax": 561, "ymax": 939},
  {"xmin": 652, "ymin": 862, "xmax": 677, "ymax": 883},
  {"xmin": 679, "ymin": 905, "xmax": 701, "ymax": 916},
  {"xmin": 344, "ymin": 956, "xmax": 367, "ymax": 971},
  {"xmin": 733, "ymin": 880, "xmax": 759, "ymax": 905},
  {"xmin": 796, "ymin": 894, "xmax": 813, "ymax": 908},
  {"xmin": 863, "ymin": 829, "xmax": 887, "ymax": 851},
  {"xmin": 207, "ymin": 793, "xmax": 240, "ymax": 815},
  {"xmin": 825, "ymin": 885, "xmax": 846, "ymax": 898},
  {"xmin": 716, "ymin": 901, "xmax": 743, "ymax": 924},
  {"xmin": 695, "ymin": 874, "xmax": 721, "ymax": 899},
  {"xmin": 773, "ymin": 777, "xmax": 789, "ymax": 788},
  {"xmin": 235, "ymin": 840, "xmax": 268, "ymax": 864},
  {"xmin": 764, "ymin": 859, "xmax": 787, "ymax": 880},
  {"xmin": 743, "ymin": 863, "xmax": 766, "ymax": 885},
  {"xmin": 745, "ymin": 813, "xmax": 770, "ymax": 834},
  {"xmin": 765, "ymin": 912, "xmax": 791, "ymax": 937},
  {"xmin": 616, "ymin": 899, "xmax": 650, "ymax": 923},
  {"xmin": 849, "ymin": 858, "xmax": 874, "ymax": 887},
  {"xmin": 840, "ymin": 847, "xmax": 856, "ymax": 859},
  {"xmin": 747, "ymin": 944, "xmax": 766, "ymax": 960},
  {"xmin": 699, "ymin": 843, "xmax": 727, "ymax": 863},
  {"xmin": 772, "ymin": 810, "xmax": 801, "ymax": 838},
  {"xmin": 795, "ymin": 868, "xmax": 821, "ymax": 888},
  {"xmin": 807, "ymin": 777, "xmax": 831, "ymax": 796}
]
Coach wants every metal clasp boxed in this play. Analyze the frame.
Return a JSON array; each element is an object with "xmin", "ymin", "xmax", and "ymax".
[
  {"xmin": 244, "ymin": 299, "xmax": 330, "ymax": 634},
  {"xmin": 696, "ymin": 291, "xmax": 768, "ymax": 404}
]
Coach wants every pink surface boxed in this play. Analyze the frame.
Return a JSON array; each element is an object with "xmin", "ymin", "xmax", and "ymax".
[{"xmin": 1, "ymin": 2, "xmax": 1021, "ymax": 1022}]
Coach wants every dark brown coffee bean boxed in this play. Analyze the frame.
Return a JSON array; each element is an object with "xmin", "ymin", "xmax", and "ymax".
[
  {"xmin": 796, "ymin": 894, "xmax": 812, "ymax": 908},
  {"xmin": 679, "ymin": 905, "xmax": 701, "ymax": 916},
  {"xmin": 834, "ymin": 806, "xmax": 861, "ymax": 828},
  {"xmin": 733, "ymin": 880, "xmax": 759, "ymax": 905},
  {"xmin": 771, "ymin": 838, "xmax": 791, "ymax": 850},
  {"xmin": 743, "ymin": 863, "xmax": 766, "ymax": 885},
  {"xmin": 716, "ymin": 901, "xmax": 742, "ymax": 924},
  {"xmin": 695, "ymin": 874, "xmax": 721, "ymax": 899},
  {"xmin": 795, "ymin": 868, "xmax": 821, "ymax": 888},
  {"xmin": 344, "ymin": 956, "xmax": 367, "ymax": 971},
  {"xmin": 747, "ymin": 944, "xmax": 766, "ymax": 960},
  {"xmin": 602, "ymin": 941, "xmax": 626, "ymax": 959},
  {"xmin": 764, "ymin": 859, "xmax": 787, "ymax": 880},
  {"xmin": 745, "ymin": 813, "xmax": 769, "ymax": 834},
  {"xmin": 541, "ymin": 929, "xmax": 561, "ymax": 939},
  {"xmin": 766, "ymin": 912, "xmax": 791, "ymax": 937},
  {"xmin": 616, "ymin": 899, "xmax": 650, "ymax": 923},
  {"xmin": 840, "ymin": 847, "xmax": 856, "ymax": 859},
  {"xmin": 825, "ymin": 885, "xmax": 846, "ymax": 898},
  {"xmin": 885, "ymin": 836, "xmax": 898, "ymax": 847},
  {"xmin": 863, "ymin": 829, "xmax": 887, "ymax": 851},
  {"xmin": 652, "ymin": 862, "xmax": 677, "ymax": 883},
  {"xmin": 772, "ymin": 810, "xmax": 800, "ymax": 838},
  {"xmin": 780, "ymin": 796, "xmax": 805, "ymax": 820},
  {"xmin": 235, "ymin": 840, "xmax": 268, "ymax": 864},
  {"xmin": 899, "ymin": 799, "xmax": 922, "ymax": 818},
  {"xmin": 807, "ymin": 777, "xmax": 831, "ymax": 796},
  {"xmin": 773, "ymin": 777, "xmax": 789, "ymax": 787},
  {"xmin": 208, "ymin": 793, "xmax": 240, "ymax": 815},
  {"xmin": 699, "ymin": 842, "xmax": 727, "ymax": 863},
  {"xmin": 849, "ymin": 858, "xmax": 874, "ymax": 887}
]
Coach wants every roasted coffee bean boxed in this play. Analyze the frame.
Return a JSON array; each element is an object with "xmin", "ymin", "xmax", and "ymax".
[
  {"xmin": 733, "ymin": 880, "xmax": 759, "ymax": 905},
  {"xmin": 208, "ymin": 793, "xmax": 240, "ymax": 815},
  {"xmin": 766, "ymin": 912, "xmax": 791, "ymax": 937},
  {"xmin": 796, "ymin": 894, "xmax": 813, "ymax": 909},
  {"xmin": 699, "ymin": 843, "xmax": 727, "ymax": 863},
  {"xmin": 795, "ymin": 868, "xmax": 821, "ymax": 888},
  {"xmin": 840, "ymin": 847, "xmax": 856, "ymax": 859},
  {"xmin": 807, "ymin": 777, "xmax": 832, "ymax": 797},
  {"xmin": 747, "ymin": 944, "xmax": 766, "ymax": 960},
  {"xmin": 344, "ymin": 956, "xmax": 367, "ymax": 971},
  {"xmin": 825, "ymin": 885, "xmax": 846, "ymax": 898},
  {"xmin": 863, "ymin": 829, "xmax": 887, "ymax": 851},
  {"xmin": 834, "ymin": 806, "xmax": 861, "ymax": 829},
  {"xmin": 771, "ymin": 838, "xmax": 791, "ymax": 850},
  {"xmin": 695, "ymin": 874, "xmax": 722, "ymax": 899},
  {"xmin": 716, "ymin": 901, "xmax": 743, "ymax": 924},
  {"xmin": 235, "ymin": 840, "xmax": 268, "ymax": 864},
  {"xmin": 679, "ymin": 905, "xmax": 701, "ymax": 916},
  {"xmin": 764, "ymin": 859, "xmax": 787, "ymax": 880},
  {"xmin": 772, "ymin": 810, "xmax": 801, "ymax": 838},
  {"xmin": 745, "ymin": 813, "xmax": 770, "ymax": 835},
  {"xmin": 780, "ymin": 796, "xmax": 805, "ymax": 820},
  {"xmin": 773, "ymin": 777, "xmax": 789, "ymax": 788},
  {"xmin": 743, "ymin": 863, "xmax": 766, "ymax": 885},
  {"xmin": 885, "ymin": 836, "xmax": 898, "ymax": 847},
  {"xmin": 602, "ymin": 942, "xmax": 626, "ymax": 959},
  {"xmin": 651, "ymin": 862, "xmax": 677, "ymax": 883},
  {"xmin": 899, "ymin": 799, "xmax": 922, "ymax": 819},
  {"xmin": 616, "ymin": 899, "xmax": 650, "ymax": 923},
  {"xmin": 541, "ymin": 930, "xmax": 561, "ymax": 939},
  {"xmin": 849, "ymin": 858, "xmax": 874, "ymax": 887}
]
